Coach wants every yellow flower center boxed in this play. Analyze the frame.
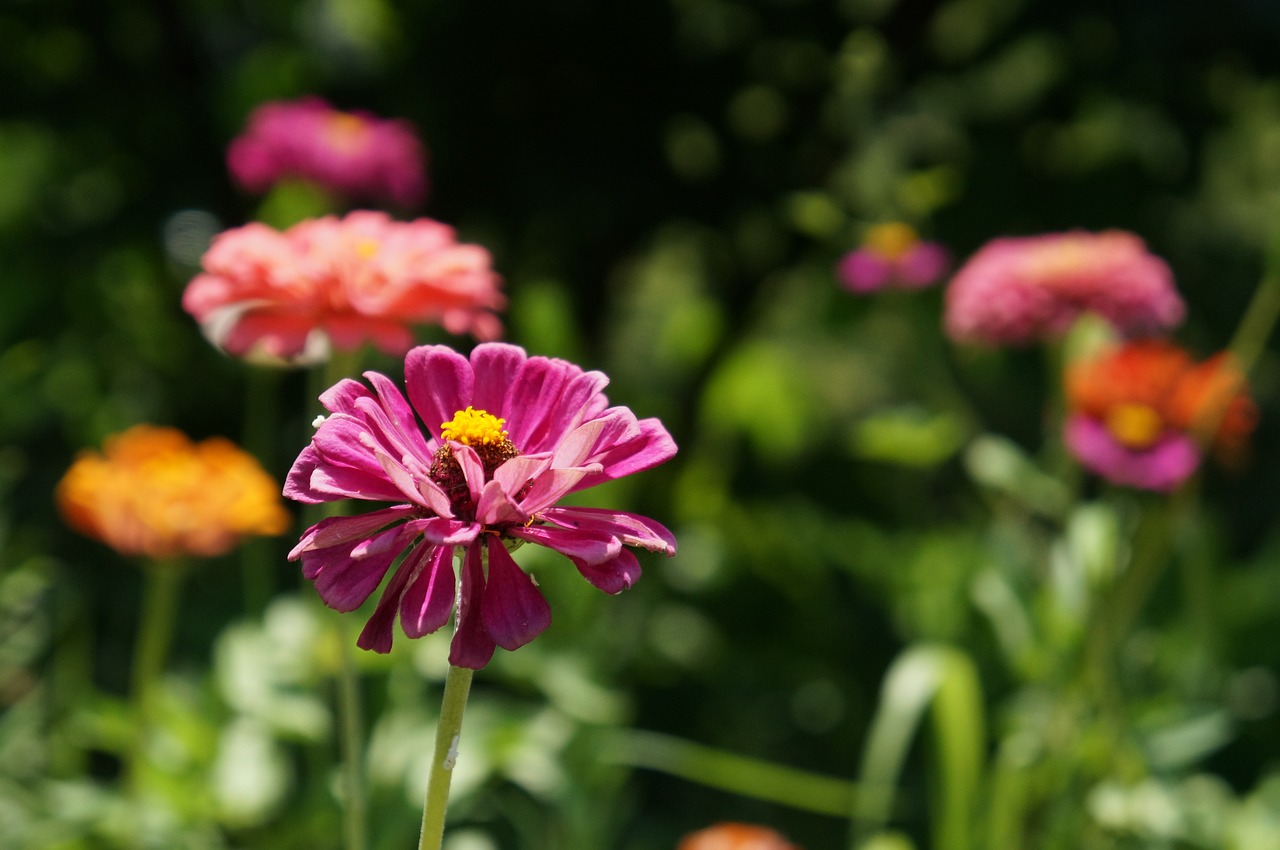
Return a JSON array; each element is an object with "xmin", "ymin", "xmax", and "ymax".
[
  {"xmin": 1105, "ymin": 403, "xmax": 1164, "ymax": 449},
  {"xmin": 865, "ymin": 222, "xmax": 920, "ymax": 260},
  {"xmin": 440, "ymin": 407, "xmax": 509, "ymax": 447}
]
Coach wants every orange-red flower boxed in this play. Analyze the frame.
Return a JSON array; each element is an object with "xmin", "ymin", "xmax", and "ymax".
[
  {"xmin": 56, "ymin": 425, "xmax": 290, "ymax": 560},
  {"xmin": 1063, "ymin": 340, "xmax": 1256, "ymax": 490},
  {"xmin": 677, "ymin": 823, "xmax": 801, "ymax": 850}
]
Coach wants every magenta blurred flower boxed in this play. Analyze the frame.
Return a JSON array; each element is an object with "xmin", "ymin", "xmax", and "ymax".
[
  {"xmin": 284, "ymin": 343, "xmax": 678, "ymax": 668},
  {"xmin": 228, "ymin": 96, "xmax": 427, "ymax": 208},
  {"xmin": 836, "ymin": 223, "xmax": 950, "ymax": 294},
  {"xmin": 183, "ymin": 211, "xmax": 504, "ymax": 364},
  {"xmin": 944, "ymin": 230, "xmax": 1185, "ymax": 345}
]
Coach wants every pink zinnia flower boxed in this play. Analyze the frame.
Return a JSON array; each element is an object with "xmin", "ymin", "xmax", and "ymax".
[
  {"xmin": 284, "ymin": 343, "xmax": 678, "ymax": 668},
  {"xmin": 836, "ymin": 222, "xmax": 950, "ymax": 294},
  {"xmin": 228, "ymin": 96, "xmax": 427, "ymax": 208},
  {"xmin": 944, "ymin": 230, "xmax": 1185, "ymax": 345},
  {"xmin": 183, "ymin": 211, "xmax": 505, "ymax": 364},
  {"xmin": 1063, "ymin": 340, "xmax": 1256, "ymax": 491}
]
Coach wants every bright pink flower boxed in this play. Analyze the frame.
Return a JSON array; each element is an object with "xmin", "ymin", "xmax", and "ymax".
[
  {"xmin": 944, "ymin": 230, "xmax": 1184, "ymax": 345},
  {"xmin": 183, "ymin": 211, "xmax": 505, "ymax": 364},
  {"xmin": 284, "ymin": 343, "xmax": 678, "ymax": 668},
  {"xmin": 836, "ymin": 223, "xmax": 950, "ymax": 294},
  {"xmin": 228, "ymin": 96, "xmax": 427, "ymax": 207}
]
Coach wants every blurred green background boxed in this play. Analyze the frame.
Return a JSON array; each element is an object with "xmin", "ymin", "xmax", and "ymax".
[{"xmin": 8, "ymin": 0, "xmax": 1280, "ymax": 848}]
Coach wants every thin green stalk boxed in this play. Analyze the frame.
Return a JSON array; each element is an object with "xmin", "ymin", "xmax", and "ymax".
[
  {"xmin": 129, "ymin": 559, "xmax": 186, "ymax": 788},
  {"xmin": 240, "ymin": 365, "xmax": 283, "ymax": 615},
  {"xmin": 338, "ymin": 628, "xmax": 368, "ymax": 850},
  {"xmin": 418, "ymin": 662, "xmax": 476, "ymax": 850}
]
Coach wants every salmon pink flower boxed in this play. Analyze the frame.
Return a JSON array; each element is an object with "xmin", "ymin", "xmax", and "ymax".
[
  {"xmin": 944, "ymin": 230, "xmax": 1184, "ymax": 345},
  {"xmin": 836, "ymin": 222, "xmax": 950, "ymax": 294},
  {"xmin": 1063, "ymin": 340, "xmax": 1256, "ymax": 491},
  {"xmin": 228, "ymin": 96, "xmax": 427, "ymax": 208},
  {"xmin": 284, "ymin": 343, "xmax": 678, "ymax": 668},
  {"xmin": 56, "ymin": 425, "xmax": 290, "ymax": 560},
  {"xmin": 678, "ymin": 823, "xmax": 801, "ymax": 850},
  {"xmin": 183, "ymin": 211, "xmax": 504, "ymax": 364}
]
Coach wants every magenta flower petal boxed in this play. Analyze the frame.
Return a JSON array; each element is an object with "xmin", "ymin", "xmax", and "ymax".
[
  {"xmin": 507, "ymin": 524, "xmax": 623, "ymax": 565},
  {"xmin": 1063, "ymin": 414, "xmax": 1200, "ymax": 492},
  {"xmin": 399, "ymin": 544, "xmax": 456, "ymax": 638},
  {"xmin": 301, "ymin": 525, "xmax": 412, "ymax": 612},
  {"xmin": 289, "ymin": 505, "xmax": 416, "ymax": 559},
  {"xmin": 570, "ymin": 548, "xmax": 643, "ymax": 595},
  {"xmin": 357, "ymin": 550, "xmax": 418, "ymax": 653},
  {"xmin": 449, "ymin": 544, "xmax": 496, "ymax": 668},
  {"xmin": 837, "ymin": 249, "xmax": 892, "ymax": 294},
  {"xmin": 539, "ymin": 506, "xmax": 678, "ymax": 555},
  {"xmin": 405, "ymin": 345, "xmax": 474, "ymax": 442},
  {"xmin": 480, "ymin": 537, "xmax": 552, "ymax": 651}
]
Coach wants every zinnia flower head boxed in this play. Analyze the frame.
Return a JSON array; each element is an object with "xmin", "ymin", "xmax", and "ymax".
[
  {"xmin": 836, "ymin": 222, "xmax": 950, "ymax": 294},
  {"xmin": 56, "ymin": 425, "xmax": 290, "ymax": 560},
  {"xmin": 284, "ymin": 342, "xmax": 678, "ymax": 669},
  {"xmin": 183, "ymin": 211, "xmax": 505, "ymax": 365},
  {"xmin": 228, "ymin": 96, "xmax": 427, "ymax": 208},
  {"xmin": 1063, "ymin": 340, "xmax": 1257, "ymax": 491},
  {"xmin": 944, "ymin": 229, "xmax": 1185, "ymax": 345},
  {"xmin": 677, "ymin": 823, "xmax": 801, "ymax": 850}
]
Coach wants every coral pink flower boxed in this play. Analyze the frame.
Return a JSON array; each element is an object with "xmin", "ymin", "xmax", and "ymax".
[
  {"xmin": 1063, "ymin": 340, "xmax": 1256, "ymax": 491},
  {"xmin": 228, "ymin": 96, "xmax": 427, "ymax": 208},
  {"xmin": 678, "ymin": 823, "xmax": 801, "ymax": 850},
  {"xmin": 836, "ymin": 222, "xmax": 950, "ymax": 294},
  {"xmin": 183, "ymin": 211, "xmax": 504, "ymax": 364},
  {"xmin": 944, "ymin": 230, "xmax": 1184, "ymax": 345},
  {"xmin": 284, "ymin": 343, "xmax": 678, "ymax": 668}
]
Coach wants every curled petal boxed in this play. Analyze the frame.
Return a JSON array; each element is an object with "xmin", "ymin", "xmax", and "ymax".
[
  {"xmin": 507, "ymin": 523, "xmax": 622, "ymax": 566},
  {"xmin": 449, "ymin": 543, "xmax": 496, "ymax": 669},
  {"xmin": 300, "ymin": 526, "xmax": 411, "ymax": 612},
  {"xmin": 357, "ymin": 549, "xmax": 419, "ymax": 653},
  {"xmin": 480, "ymin": 536, "xmax": 552, "ymax": 651},
  {"xmin": 400, "ymin": 544, "xmax": 457, "ymax": 638},
  {"xmin": 572, "ymin": 415, "xmax": 678, "ymax": 493},
  {"xmin": 570, "ymin": 547, "xmax": 642, "ymax": 595},
  {"xmin": 289, "ymin": 505, "xmax": 416, "ymax": 559},
  {"xmin": 539, "ymin": 506, "xmax": 677, "ymax": 555},
  {"xmin": 319, "ymin": 378, "xmax": 374, "ymax": 414}
]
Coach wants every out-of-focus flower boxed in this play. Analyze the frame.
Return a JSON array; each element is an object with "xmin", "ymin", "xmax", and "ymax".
[
  {"xmin": 56, "ymin": 426, "xmax": 290, "ymax": 559},
  {"xmin": 1063, "ymin": 340, "xmax": 1256, "ymax": 491},
  {"xmin": 285, "ymin": 342, "xmax": 678, "ymax": 668},
  {"xmin": 944, "ymin": 230, "xmax": 1185, "ymax": 345},
  {"xmin": 836, "ymin": 222, "xmax": 950, "ymax": 294},
  {"xmin": 228, "ymin": 96, "xmax": 427, "ymax": 208},
  {"xmin": 677, "ymin": 822, "xmax": 801, "ymax": 850},
  {"xmin": 183, "ymin": 211, "xmax": 505, "ymax": 364}
]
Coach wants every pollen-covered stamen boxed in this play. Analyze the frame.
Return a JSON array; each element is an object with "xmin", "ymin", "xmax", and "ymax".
[{"xmin": 429, "ymin": 406, "xmax": 521, "ymax": 519}]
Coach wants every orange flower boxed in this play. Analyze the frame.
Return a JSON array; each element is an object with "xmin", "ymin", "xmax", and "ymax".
[
  {"xmin": 677, "ymin": 823, "xmax": 801, "ymax": 850},
  {"xmin": 1063, "ymin": 340, "xmax": 1257, "ymax": 490},
  {"xmin": 56, "ymin": 425, "xmax": 290, "ymax": 560}
]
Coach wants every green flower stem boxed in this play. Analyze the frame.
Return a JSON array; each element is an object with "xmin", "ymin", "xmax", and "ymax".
[
  {"xmin": 129, "ymin": 559, "xmax": 187, "ymax": 787},
  {"xmin": 338, "ymin": 628, "xmax": 368, "ymax": 850},
  {"xmin": 240, "ymin": 365, "xmax": 283, "ymax": 615},
  {"xmin": 418, "ymin": 663, "xmax": 476, "ymax": 850}
]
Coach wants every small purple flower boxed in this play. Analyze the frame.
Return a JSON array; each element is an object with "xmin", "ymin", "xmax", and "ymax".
[
  {"xmin": 284, "ymin": 343, "xmax": 678, "ymax": 668},
  {"xmin": 836, "ymin": 223, "xmax": 950, "ymax": 294}
]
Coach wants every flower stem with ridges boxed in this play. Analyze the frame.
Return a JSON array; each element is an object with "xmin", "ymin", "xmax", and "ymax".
[{"xmin": 418, "ymin": 662, "xmax": 475, "ymax": 850}]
